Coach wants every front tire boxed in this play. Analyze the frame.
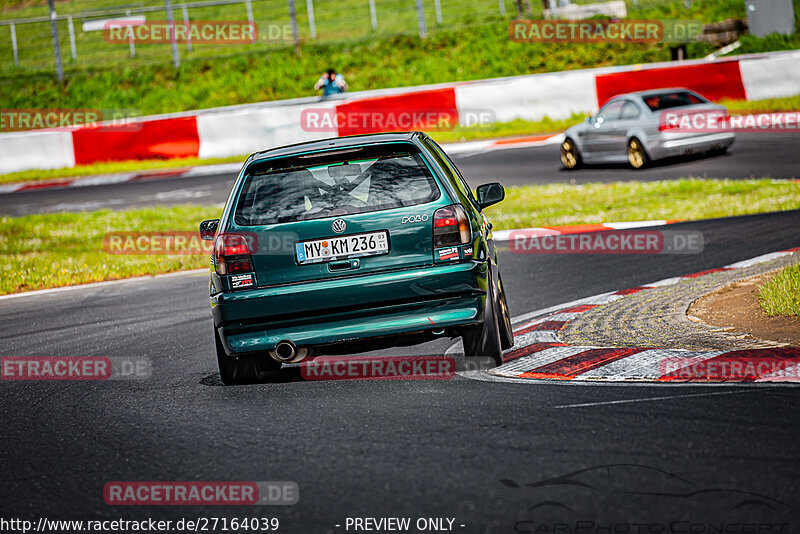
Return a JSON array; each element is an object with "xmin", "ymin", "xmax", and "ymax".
[
  {"xmin": 215, "ymin": 331, "xmax": 259, "ymax": 385},
  {"xmin": 627, "ymin": 137, "xmax": 648, "ymax": 169},
  {"xmin": 561, "ymin": 137, "xmax": 582, "ymax": 170}
]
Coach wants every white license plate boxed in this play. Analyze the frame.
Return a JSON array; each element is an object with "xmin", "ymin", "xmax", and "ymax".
[{"xmin": 295, "ymin": 231, "xmax": 389, "ymax": 265}]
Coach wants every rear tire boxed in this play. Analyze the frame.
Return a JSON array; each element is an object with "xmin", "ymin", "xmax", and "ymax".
[
  {"xmin": 461, "ymin": 271, "xmax": 504, "ymax": 368},
  {"xmin": 627, "ymin": 137, "xmax": 648, "ymax": 169},
  {"xmin": 497, "ymin": 274, "xmax": 514, "ymax": 351},
  {"xmin": 216, "ymin": 331, "xmax": 259, "ymax": 385},
  {"xmin": 560, "ymin": 137, "xmax": 582, "ymax": 170}
]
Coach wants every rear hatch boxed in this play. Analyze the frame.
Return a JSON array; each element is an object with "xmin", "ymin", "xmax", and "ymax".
[{"xmin": 227, "ymin": 142, "xmax": 449, "ymax": 287}]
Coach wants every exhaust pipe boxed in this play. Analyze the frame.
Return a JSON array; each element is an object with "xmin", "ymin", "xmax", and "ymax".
[{"xmin": 269, "ymin": 340, "xmax": 307, "ymax": 364}]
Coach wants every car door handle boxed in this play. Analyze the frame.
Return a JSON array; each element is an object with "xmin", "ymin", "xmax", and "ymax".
[{"xmin": 328, "ymin": 259, "xmax": 360, "ymax": 272}]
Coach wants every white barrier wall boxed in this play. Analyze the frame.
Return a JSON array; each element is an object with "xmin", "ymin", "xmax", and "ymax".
[
  {"xmin": 739, "ymin": 51, "xmax": 800, "ymax": 101},
  {"xmin": 196, "ymin": 101, "xmax": 338, "ymax": 159},
  {"xmin": 0, "ymin": 130, "xmax": 75, "ymax": 174},
  {"xmin": 455, "ymin": 69, "xmax": 599, "ymax": 125}
]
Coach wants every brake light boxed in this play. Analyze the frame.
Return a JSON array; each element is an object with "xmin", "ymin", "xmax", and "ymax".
[
  {"xmin": 213, "ymin": 233, "xmax": 253, "ymax": 275},
  {"xmin": 658, "ymin": 120, "xmax": 679, "ymax": 132},
  {"xmin": 433, "ymin": 205, "xmax": 471, "ymax": 248}
]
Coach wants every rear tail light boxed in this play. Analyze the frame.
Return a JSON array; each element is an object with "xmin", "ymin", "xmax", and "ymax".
[
  {"xmin": 433, "ymin": 205, "xmax": 471, "ymax": 248},
  {"xmin": 213, "ymin": 233, "xmax": 253, "ymax": 275},
  {"xmin": 658, "ymin": 119, "xmax": 679, "ymax": 132}
]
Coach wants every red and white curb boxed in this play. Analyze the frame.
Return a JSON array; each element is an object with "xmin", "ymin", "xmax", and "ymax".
[
  {"xmin": 442, "ymin": 133, "xmax": 563, "ymax": 157},
  {"xmin": 486, "ymin": 247, "xmax": 800, "ymax": 383}
]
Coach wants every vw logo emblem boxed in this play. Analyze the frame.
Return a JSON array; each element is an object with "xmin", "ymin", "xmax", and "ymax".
[{"xmin": 331, "ymin": 218, "xmax": 347, "ymax": 233}]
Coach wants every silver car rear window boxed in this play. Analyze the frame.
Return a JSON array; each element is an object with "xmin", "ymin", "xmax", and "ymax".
[{"xmin": 642, "ymin": 91, "xmax": 708, "ymax": 112}]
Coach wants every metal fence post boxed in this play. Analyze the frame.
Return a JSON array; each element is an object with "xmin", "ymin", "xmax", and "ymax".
[
  {"xmin": 129, "ymin": 32, "xmax": 136, "ymax": 58},
  {"xmin": 67, "ymin": 15, "xmax": 77, "ymax": 59},
  {"xmin": 415, "ymin": 0, "xmax": 426, "ymax": 38},
  {"xmin": 10, "ymin": 22, "xmax": 19, "ymax": 66},
  {"xmin": 288, "ymin": 0, "xmax": 300, "ymax": 50},
  {"xmin": 164, "ymin": 0, "xmax": 181, "ymax": 68},
  {"xmin": 245, "ymin": 0, "xmax": 254, "ymax": 26},
  {"xmin": 434, "ymin": 0, "xmax": 442, "ymax": 24},
  {"xmin": 306, "ymin": 0, "xmax": 316, "ymax": 38},
  {"xmin": 498, "ymin": 0, "xmax": 505, "ymax": 16},
  {"xmin": 47, "ymin": 0, "xmax": 64, "ymax": 82},
  {"xmin": 182, "ymin": 6, "xmax": 192, "ymax": 52},
  {"xmin": 368, "ymin": 0, "xmax": 378, "ymax": 31}
]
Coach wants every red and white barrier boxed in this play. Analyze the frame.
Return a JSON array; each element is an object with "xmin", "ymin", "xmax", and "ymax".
[{"xmin": 2, "ymin": 50, "xmax": 799, "ymax": 175}]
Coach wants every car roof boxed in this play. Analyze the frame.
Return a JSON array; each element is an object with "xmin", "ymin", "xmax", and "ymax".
[
  {"xmin": 250, "ymin": 131, "xmax": 423, "ymax": 162},
  {"xmin": 609, "ymin": 88, "xmax": 696, "ymax": 100}
]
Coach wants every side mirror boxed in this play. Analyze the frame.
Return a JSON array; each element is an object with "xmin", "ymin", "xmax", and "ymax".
[
  {"xmin": 476, "ymin": 182, "xmax": 505, "ymax": 210},
  {"xmin": 199, "ymin": 219, "xmax": 219, "ymax": 241}
]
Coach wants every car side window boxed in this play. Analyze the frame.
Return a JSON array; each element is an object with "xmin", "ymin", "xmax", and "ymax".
[
  {"xmin": 596, "ymin": 101, "xmax": 625, "ymax": 122},
  {"xmin": 620, "ymin": 101, "xmax": 640, "ymax": 120},
  {"xmin": 422, "ymin": 138, "xmax": 480, "ymax": 210}
]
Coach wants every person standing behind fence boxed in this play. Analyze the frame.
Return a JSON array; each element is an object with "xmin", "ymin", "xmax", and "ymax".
[{"xmin": 314, "ymin": 68, "xmax": 348, "ymax": 97}]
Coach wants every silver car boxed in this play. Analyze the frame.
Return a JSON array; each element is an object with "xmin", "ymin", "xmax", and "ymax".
[{"xmin": 561, "ymin": 88, "xmax": 736, "ymax": 170}]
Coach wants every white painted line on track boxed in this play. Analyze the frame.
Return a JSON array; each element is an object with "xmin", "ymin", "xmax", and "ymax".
[{"xmin": 552, "ymin": 389, "xmax": 759, "ymax": 409}]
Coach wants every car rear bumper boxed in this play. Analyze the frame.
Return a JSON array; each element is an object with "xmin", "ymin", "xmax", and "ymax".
[
  {"xmin": 648, "ymin": 132, "xmax": 735, "ymax": 160},
  {"xmin": 212, "ymin": 261, "xmax": 489, "ymax": 355}
]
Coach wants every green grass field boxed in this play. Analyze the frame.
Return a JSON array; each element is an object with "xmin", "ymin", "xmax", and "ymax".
[
  {"xmin": 2, "ymin": 0, "xmax": 799, "ymax": 116},
  {"xmin": 759, "ymin": 264, "xmax": 800, "ymax": 317},
  {"xmin": 3, "ymin": 177, "xmax": 799, "ymax": 295}
]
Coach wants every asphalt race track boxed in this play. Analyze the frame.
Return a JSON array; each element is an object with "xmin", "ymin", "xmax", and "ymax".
[
  {"xmin": 1, "ymin": 132, "xmax": 798, "ymax": 216},
  {"xmin": 3, "ymin": 208, "xmax": 800, "ymax": 531}
]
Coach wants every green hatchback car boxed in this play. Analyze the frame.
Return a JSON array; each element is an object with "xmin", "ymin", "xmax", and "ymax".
[{"xmin": 200, "ymin": 132, "xmax": 513, "ymax": 384}]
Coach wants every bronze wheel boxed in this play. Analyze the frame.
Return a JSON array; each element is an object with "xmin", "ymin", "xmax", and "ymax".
[
  {"xmin": 627, "ymin": 138, "xmax": 647, "ymax": 169},
  {"xmin": 560, "ymin": 138, "xmax": 581, "ymax": 169}
]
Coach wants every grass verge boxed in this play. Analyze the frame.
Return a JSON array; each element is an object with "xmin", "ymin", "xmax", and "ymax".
[
  {"xmin": 484, "ymin": 178, "xmax": 800, "ymax": 229},
  {"xmin": 1, "ymin": 205, "xmax": 218, "ymax": 295},
  {"xmin": 758, "ymin": 264, "xmax": 800, "ymax": 317},
  {"xmin": 3, "ymin": 178, "xmax": 799, "ymax": 295}
]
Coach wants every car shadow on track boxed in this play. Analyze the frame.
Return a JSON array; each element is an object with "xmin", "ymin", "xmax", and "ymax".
[
  {"xmin": 199, "ymin": 367, "xmax": 305, "ymax": 386},
  {"xmin": 561, "ymin": 149, "xmax": 731, "ymax": 173}
]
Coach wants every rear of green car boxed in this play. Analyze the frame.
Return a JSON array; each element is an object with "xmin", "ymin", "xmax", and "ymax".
[{"xmin": 202, "ymin": 132, "xmax": 511, "ymax": 384}]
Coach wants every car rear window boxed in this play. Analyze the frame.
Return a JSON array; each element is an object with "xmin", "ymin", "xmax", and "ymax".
[
  {"xmin": 234, "ymin": 143, "xmax": 440, "ymax": 226},
  {"xmin": 642, "ymin": 91, "xmax": 708, "ymax": 111}
]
